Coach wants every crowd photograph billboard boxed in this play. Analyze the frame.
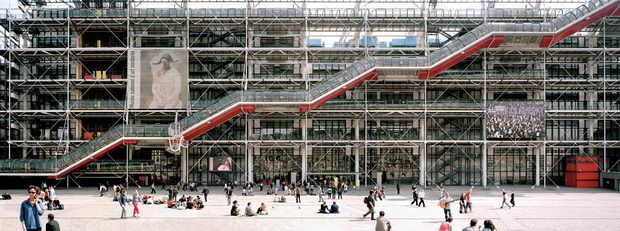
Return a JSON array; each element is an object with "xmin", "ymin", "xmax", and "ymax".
[
  {"xmin": 128, "ymin": 49, "xmax": 188, "ymax": 109},
  {"xmin": 487, "ymin": 101, "xmax": 544, "ymax": 139}
]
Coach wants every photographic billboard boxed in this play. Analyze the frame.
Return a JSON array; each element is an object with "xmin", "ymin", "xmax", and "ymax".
[
  {"xmin": 487, "ymin": 101, "xmax": 544, "ymax": 139},
  {"xmin": 209, "ymin": 157, "xmax": 232, "ymax": 172},
  {"xmin": 127, "ymin": 49, "xmax": 188, "ymax": 109}
]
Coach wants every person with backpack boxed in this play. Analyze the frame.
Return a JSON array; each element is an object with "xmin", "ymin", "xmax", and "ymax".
[{"xmin": 363, "ymin": 190, "xmax": 376, "ymax": 220}]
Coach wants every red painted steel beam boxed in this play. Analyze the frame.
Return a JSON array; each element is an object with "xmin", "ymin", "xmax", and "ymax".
[
  {"xmin": 55, "ymin": 140, "xmax": 124, "ymax": 179},
  {"xmin": 183, "ymin": 104, "xmax": 256, "ymax": 140},
  {"xmin": 299, "ymin": 70, "xmax": 378, "ymax": 112},
  {"xmin": 540, "ymin": 2, "xmax": 620, "ymax": 47},
  {"xmin": 418, "ymin": 35, "xmax": 504, "ymax": 80}
]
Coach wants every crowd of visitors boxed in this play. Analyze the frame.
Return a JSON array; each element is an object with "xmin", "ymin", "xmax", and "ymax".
[{"xmin": 13, "ymin": 180, "xmax": 515, "ymax": 231}]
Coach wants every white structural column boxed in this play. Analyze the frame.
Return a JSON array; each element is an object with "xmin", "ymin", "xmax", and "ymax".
[
  {"xmin": 301, "ymin": 119, "xmax": 308, "ymax": 182},
  {"xmin": 419, "ymin": 119, "xmax": 426, "ymax": 187},
  {"xmin": 181, "ymin": 147, "xmax": 188, "ymax": 184},
  {"xmin": 482, "ymin": 145, "xmax": 488, "ymax": 188},
  {"xmin": 535, "ymin": 145, "xmax": 541, "ymax": 186},
  {"xmin": 247, "ymin": 146, "xmax": 253, "ymax": 183},
  {"xmin": 354, "ymin": 119, "xmax": 361, "ymax": 187}
]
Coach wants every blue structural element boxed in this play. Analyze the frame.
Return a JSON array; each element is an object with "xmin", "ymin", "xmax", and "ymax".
[
  {"xmin": 389, "ymin": 36, "xmax": 417, "ymax": 47},
  {"xmin": 358, "ymin": 36, "xmax": 378, "ymax": 47},
  {"xmin": 427, "ymin": 37, "xmax": 440, "ymax": 47},
  {"xmin": 307, "ymin": 39, "xmax": 324, "ymax": 47}
]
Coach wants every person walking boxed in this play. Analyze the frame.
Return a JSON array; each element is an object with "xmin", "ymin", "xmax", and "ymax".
[
  {"xmin": 438, "ymin": 217, "xmax": 453, "ymax": 231},
  {"xmin": 119, "ymin": 190, "xmax": 128, "ymax": 219},
  {"xmin": 396, "ymin": 183, "xmax": 400, "ymax": 195},
  {"xmin": 465, "ymin": 188, "xmax": 472, "ymax": 213},
  {"xmin": 510, "ymin": 191, "xmax": 515, "ymax": 207},
  {"xmin": 375, "ymin": 211, "xmax": 391, "ymax": 231},
  {"xmin": 318, "ymin": 186, "xmax": 324, "ymax": 202},
  {"xmin": 150, "ymin": 182, "xmax": 156, "ymax": 194},
  {"xmin": 45, "ymin": 214, "xmax": 60, "ymax": 231},
  {"xmin": 411, "ymin": 188, "xmax": 418, "ymax": 206},
  {"xmin": 132, "ymin": 190, "xmax": 140, "ymax": 217},
  {"xmin": 459, "ymin": 193, "xmax": 466, "ymax": 214},
  {"xmin": 500, "ymin": 189, "xmax": 511, "ymax": 209},
  {"xmin": 20, "ymin": 185, "xmax": 44, "ymax": 231},
  {"xmin": 295, "ymin": 186, "xmax": 302, "ymax": 203},
  {"xmin": 201, "ymin": 186, "xmax": 209, "ymax": 203},
  {"xmin": 363, "ymin": 190, "xmax": 376, "ymax": 220},
  {"xmin": 418, "ymin": 189, "xmax": 426, "ymax": 207},
  {"xmin": 337, "ymin": 184, "xmax": 343, "ymax": 200},
  {"xmin": 225, "ymin": 186, "xmax": 233, "ymax": 206}
]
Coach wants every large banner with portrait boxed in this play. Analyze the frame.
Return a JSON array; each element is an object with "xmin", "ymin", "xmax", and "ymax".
[
  {"xmin": 487, "ymin": 101, "xmax": 544, "ymax": 139},
  {"xmin": 127, "ymin": 49, "xmax": 188, "ymax": 109}
]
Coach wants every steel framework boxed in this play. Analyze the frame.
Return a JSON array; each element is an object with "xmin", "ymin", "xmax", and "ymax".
[{"xmin": 0, "ymin": 0, "xmax": 619, "ymax": 189}]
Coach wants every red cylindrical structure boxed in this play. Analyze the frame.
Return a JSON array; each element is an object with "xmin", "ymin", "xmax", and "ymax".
[{"xmin": 564, "ymin": 156, "xmax": 600, "ymax": 188}]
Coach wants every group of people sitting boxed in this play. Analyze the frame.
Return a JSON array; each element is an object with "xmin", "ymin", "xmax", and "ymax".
[
  {"xmin": 167, "ymin": 195, "xmax": 205, "ymax": 210},
  {"xmin": 318, "ymin": 201, "xmax": 339, "ymax": 214},
  {"xmin": 139, "ymin": 194, "xmax": 165, "ymax": 205},
  {"xmin": 230, "ymin": 201, "xmax": 268, "ymax": 216}
]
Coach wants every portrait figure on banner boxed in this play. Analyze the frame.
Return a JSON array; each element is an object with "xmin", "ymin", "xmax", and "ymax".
[{"xmin": 149, "ymin": 52, "xmax": 183, "ymax": 108}]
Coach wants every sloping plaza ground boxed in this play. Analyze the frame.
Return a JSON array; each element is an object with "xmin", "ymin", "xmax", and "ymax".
[{"xmin": 1, "ymin": 185, "xmax": 619, "ymax": 231}]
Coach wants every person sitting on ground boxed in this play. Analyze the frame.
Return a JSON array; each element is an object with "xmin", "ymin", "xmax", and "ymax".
[
  {"xmin": 142, "ymin": 194, "xmax": 149, "ymax": 204},
  {"xmin": 242, "ymin": 188, "xmax": 247, "ymax": 196},
  {"xmin": 230, "ymin": 201, "xmax": 240, "ymax": 216},
  {"xmin": 257, "ymin": 202, "xmax": 268, "ymax": 215},
  {"xmin": 245, "ymin": 202, "xmax": 256, "ymax": 216},
  {"xmin": 186, "ymin": 196, "xmax": 195, "ymax": 209},
  {"xmin": 318, "ymin": 201, "xmax": 329, "ymax": 214},
  {"xmin": 146, "ymin": 196, "xmax": 154, "ymax": 205},
  {"xmin": 482, "ymin": 220, "xmax": 497, "ymax": 231},
  {"xmin": 463, "ymin": 219, "xmax": 479, "ymax": 231},
  {"xmin": 330, "ymin": 201, "xmax": 340, "ymax": 213},
  {"xmin": 194, "ymin": 197, "xmax": 204, "ymax": 209}
]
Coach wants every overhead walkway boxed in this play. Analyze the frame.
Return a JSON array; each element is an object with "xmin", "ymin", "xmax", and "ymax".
[{"xmin": 0, "ymin": 0, "xmax": 618, "ymax": 178}]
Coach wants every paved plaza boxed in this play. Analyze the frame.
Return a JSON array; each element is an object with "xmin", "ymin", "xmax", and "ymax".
[{"xmin": 1, "ymin": 185, "xmax": 619, "ymax": 231}]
